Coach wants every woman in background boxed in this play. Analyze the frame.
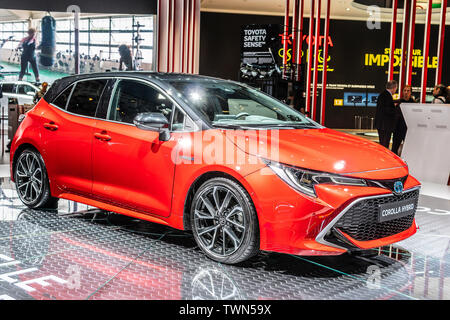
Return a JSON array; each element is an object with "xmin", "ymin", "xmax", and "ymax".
[
  {"xmin": 392, "ymin": 85, "xmax": 415, "ymax": 155},
  {"xmin": 18, "ymin": 28, "xmax": 40, "ymax": 83}
]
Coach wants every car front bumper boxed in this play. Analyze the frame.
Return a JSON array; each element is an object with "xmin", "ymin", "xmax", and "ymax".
[{"xmin": 244, "ymin": 167, "xmax": 420, "ymax": 256}]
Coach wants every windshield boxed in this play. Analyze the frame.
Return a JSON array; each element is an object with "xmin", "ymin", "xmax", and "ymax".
[{"xmin": 168, "ymin": 79, "xmax": 319, "ymax": 129}]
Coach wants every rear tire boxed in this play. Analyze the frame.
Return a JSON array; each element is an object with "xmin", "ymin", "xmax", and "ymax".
[
  {"xmin": 14, "ymin": 148, "xmax": 58, "ymax": 209},
  {"xmin": 190, "ymin": 177, "xmax": 259, "ymax": 264}
]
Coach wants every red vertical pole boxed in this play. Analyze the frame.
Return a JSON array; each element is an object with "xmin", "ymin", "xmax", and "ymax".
[
  {"xmin": 305, "ymin": 0, "xmax": 315, "ymax": 114},
  {"xmin": 157, "ymin": 0, "xmax": 162, "ymax": 72},
  {"xmin": 436, "ymin": 0, "xmax": 447, "ymax": 84},
  {"xmin": 171, "ymin": 0, "xmax": 176, "ymax": 73},
  {"xmin": 166, "ymin": 0, "xmax": 173, "ymax": 72},
  {"xmin": 191, "ymin": 0, "xmax": 196, "ymax": 74},
  {"xmin": 311, "ymin": 0, "xmax": 321, "ymax": 121},
  {"xmin": 295, "ymin": 0, "xmax": 304, "ymax": 82},
  {"xmin": 406, "ymin": 0, "xmax": 417, "ymax": 85},
  {"xmin": 186, "ymin": 0, "xmax": 191, "ymax": 73},
  {"xmin": 388, "ymin": 0, "xmax": 398, "ymax": 81},
  {"xmin": 399, "ymin": 0, "xmax": 411, "ymax": 91},
  {"xmin": 283, "ymin": 0, "xmax": 290, "ymax": 80},
  {"xmin": 320, "ymin": 0, "xmax": 330, "ymax": 126},
  {"xmin": 421, "ymin": 0, "xmax": 433, "ymax": 103},
  {"xmin": 181, "ymin": 0, "xmax": 186, "ymax": 73},
  {"xmin": 292, "ymin": 0, "xmax": 300, "ymax": 81}
]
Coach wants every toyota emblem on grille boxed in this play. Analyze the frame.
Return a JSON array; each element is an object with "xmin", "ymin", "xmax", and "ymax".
[{"xmin": 393, "ymin": 181, "xmax": 404, "ymax": 194}]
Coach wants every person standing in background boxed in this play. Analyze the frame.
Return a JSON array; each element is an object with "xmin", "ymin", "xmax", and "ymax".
[
  {"xmin": 432, "ymin": 84, "xmax": 447, "ymax": 104},
  {"xmin": 392, "ymin": 85, "xmax": 415, "ymax": 155},
  {"xmin": 299, "ymin": 106, "xmax": 306, "ymax": 115},
  {"xmin": 118, "ymin": 44, "xmax": 134, "ymax": 71},
  {"xmin": 375, "ymin": 80, "xmax": 398, "ymax": 149},
  {"xmin": 18, "ymin": 28, "xmax": 40, "ymax": 83},
  {"xmin": 33, "ymin": 82, "xmax": 48, "ymax": 104},
  {"xmin": 287, "ymin": 91, "xmax": 295, "ymax": 108}
]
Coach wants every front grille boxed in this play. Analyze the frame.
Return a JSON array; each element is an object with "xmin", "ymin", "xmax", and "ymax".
[{"xmin": 333, "ymin": 189, "xmax": 419, "ymax": 242}]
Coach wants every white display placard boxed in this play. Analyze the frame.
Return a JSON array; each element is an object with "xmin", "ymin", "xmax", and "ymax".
[{"xmin": 401, "ymin": 103, "xmax": 450, "ymax": 185}]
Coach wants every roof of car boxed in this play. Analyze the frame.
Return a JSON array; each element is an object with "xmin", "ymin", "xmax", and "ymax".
[{"xmin": 43, "ymin": 71, "xmax": 227, "ymax": 102}]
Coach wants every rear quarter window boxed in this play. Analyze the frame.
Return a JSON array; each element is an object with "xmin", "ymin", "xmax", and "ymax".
[
  {"xmin": 66, "ymin": 79, "xmax": 107, "ymax": 117},
  {"xmin": 52, "ymin": 84, "xmax": 74, "ymax": 109}
]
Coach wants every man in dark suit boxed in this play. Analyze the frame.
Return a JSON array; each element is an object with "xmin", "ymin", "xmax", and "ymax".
[{"xmin": 375, "ymin": 80, "xmax": 398, "ymax": 148}]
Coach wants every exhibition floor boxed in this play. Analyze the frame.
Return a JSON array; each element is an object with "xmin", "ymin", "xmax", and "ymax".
[{"xmin": 0, "ymin": 176, "xmax": 449, "ymax": 300}]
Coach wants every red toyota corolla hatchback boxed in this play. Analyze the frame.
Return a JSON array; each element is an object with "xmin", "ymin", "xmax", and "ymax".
[{"xmin": 10, "ymin": 72, "xmax": 420, "ymax": 264}]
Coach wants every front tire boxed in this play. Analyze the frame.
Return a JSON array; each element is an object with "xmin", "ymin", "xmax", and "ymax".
[
  {"xmin": 190, "ymin": 177, "xmax": 259, "ymax": 264},
  {"xmin": 14, "ymin": 148, "xmax": 58, "ymax": 209}
]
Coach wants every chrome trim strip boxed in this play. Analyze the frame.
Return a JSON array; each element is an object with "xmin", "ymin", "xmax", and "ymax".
[
  {"xmin": 341, "ymin": 166, "xmax": 408, "ymax": 175},
  {"xmin": 315, "ymin": 185, "xmax": 421, "ymax": 251}
]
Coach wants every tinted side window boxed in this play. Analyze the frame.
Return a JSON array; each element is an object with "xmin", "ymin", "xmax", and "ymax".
[
  {"xmin": 17, "ymin": 85, "xmax": 36, "ymax": 95},
  {"xmin": 172, "ymin": 108, "xmax": 196, "ymax": 131},
  {"xmin": 1, "ymin": 84, "xmax": 15, "ymax": 93},
  {"xmin": 52, "ymin": 84, "xmax": 74, "ymax": 109},
  {"xmin": 109, "ymin": 80, "xmax": 173, "ymax": 124},
  {"xmin": 67, "ymin": 79, "xmax": 107, "ymax": 117},
  {"xmin": 172, "ymin": 107, "xmax": 185, "ymax": 131}
]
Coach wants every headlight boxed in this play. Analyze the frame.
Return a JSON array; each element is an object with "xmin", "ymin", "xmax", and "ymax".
[{"xmin": 263, "ymin": 159, "xmax": 366, "ymax": 197}]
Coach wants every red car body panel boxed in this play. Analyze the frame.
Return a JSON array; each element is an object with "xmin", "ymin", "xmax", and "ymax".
[
  {"xmin": 227, "ymin": 128, "xmax": 407, "ymax": 174},
  {"xmin": 10, "ymin": 94, "xmax": 421, "ymax": 257},
  {"xmin": 91, "ymin": 119, "xmax": 179, "ymax": 217}
]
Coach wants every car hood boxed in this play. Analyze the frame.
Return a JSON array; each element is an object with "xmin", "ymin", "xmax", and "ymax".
[{"xmin": 225, "ymin": 128, "xmax": 407, "ymax": 175}]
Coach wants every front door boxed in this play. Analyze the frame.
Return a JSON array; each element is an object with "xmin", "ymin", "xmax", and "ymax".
[{"xmin": 92, "ymin": 79, "xmax": 181, "ymax": 217}]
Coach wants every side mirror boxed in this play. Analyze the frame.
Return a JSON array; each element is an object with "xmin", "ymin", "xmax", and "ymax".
[
  {"xmin": 133, "ymin": 112, "xmax": 171, "ymax": 141},
  {"xmin": 26, "ymin": 91, "xmax": 35, "ymax": 96}
]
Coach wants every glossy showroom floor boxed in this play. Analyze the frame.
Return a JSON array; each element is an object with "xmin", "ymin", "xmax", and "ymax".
[{"xmin": 0, "ymin": 175, "xmax": 449, "ymax": 300}]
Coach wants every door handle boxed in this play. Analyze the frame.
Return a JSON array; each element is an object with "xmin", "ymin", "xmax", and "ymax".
[
  {"xmin": 43, "ymin": 122, "xmax": 58, "ymax": 131},
  {"xmin": 94, "ymin": 131, "xmax": 111, "ymax": 142}
]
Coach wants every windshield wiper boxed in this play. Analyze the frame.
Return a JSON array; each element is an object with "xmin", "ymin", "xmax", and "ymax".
[
  {"xmin": 212, "ymin": 123, "xmax": 318, "ymax": 130},
  {"xmin": 254, "ymin": 123, "xmax": 318, "ymax": 129},
  {"xmin": 212, "ymin": 123, "xmax": 255, "ymax": 130}
]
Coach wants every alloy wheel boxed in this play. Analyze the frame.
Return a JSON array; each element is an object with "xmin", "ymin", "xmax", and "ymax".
[
  {"xmin": 15, "ymin": 152, "xmax": 44, "ymax": 205},
  {"xmin": 193, "ymin": 186, "xmax": 246, "ymax": 257}
]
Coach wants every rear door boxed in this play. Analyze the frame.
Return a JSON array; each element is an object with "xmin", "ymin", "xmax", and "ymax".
[{"xmin": 41, "ymin": 78, "xmax": 108, "ymax": 196}]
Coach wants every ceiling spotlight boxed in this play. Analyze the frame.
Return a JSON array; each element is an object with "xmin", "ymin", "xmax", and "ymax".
[{"xmin": 346, "ymin": 8, "xmax": 350, "ymax": 11}]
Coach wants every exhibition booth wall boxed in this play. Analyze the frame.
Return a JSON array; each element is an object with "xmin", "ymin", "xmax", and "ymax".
[{"xmin": 199, "ymin": 11, "xmax": 450, "ymax": 128}]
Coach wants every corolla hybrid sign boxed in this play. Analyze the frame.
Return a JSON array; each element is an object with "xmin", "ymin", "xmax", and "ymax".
[{"xmin": 379, "ymin": 198, "xmax": 415, "ymax": 223}]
